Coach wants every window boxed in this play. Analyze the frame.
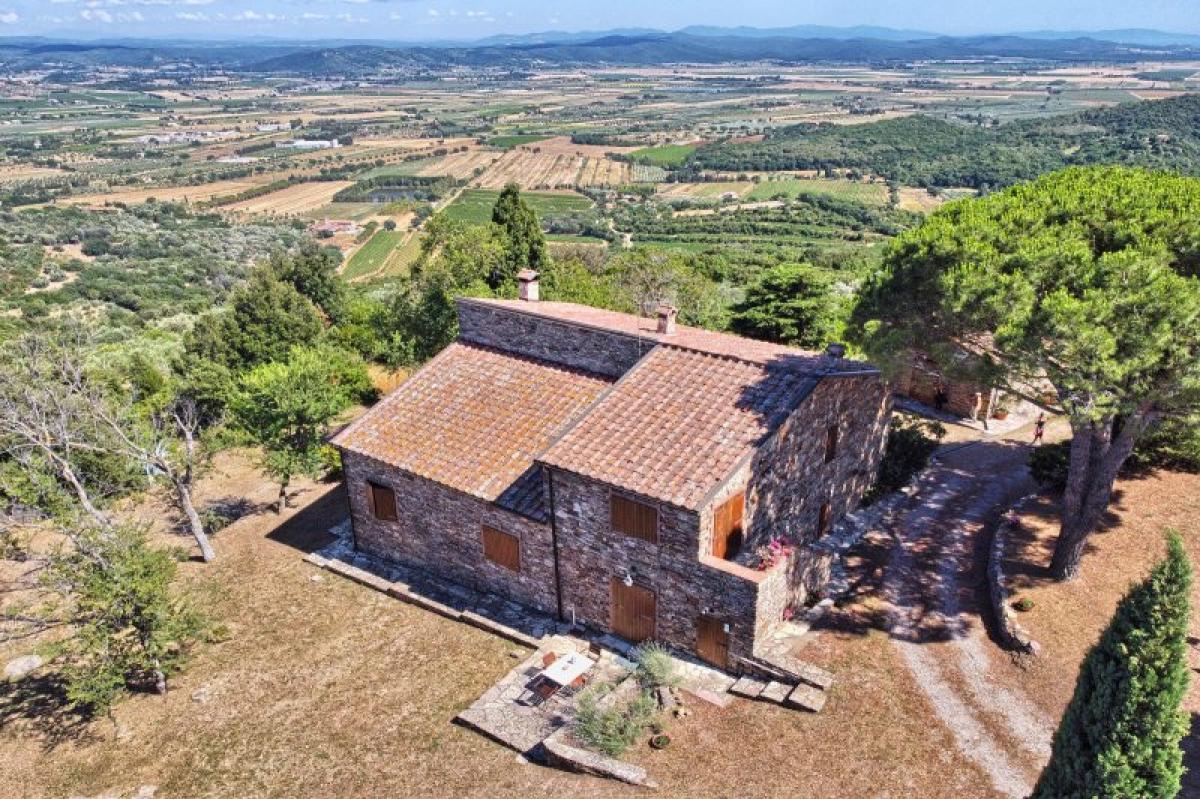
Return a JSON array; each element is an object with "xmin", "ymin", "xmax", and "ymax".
[
  {"xmin": 712, "ymin": 491, "xmax": 745, "ymax": 560},
  {"xmin": 824, "ymin": 424, "xmax": 839, "ymax": 463},
  {"xmin": 367, "ymin": 481, "xmax": 398, "ymax": 522},
  {"xmin": 611, "ymin": 493, "xmax": 658, "ymax": 543},
  {"xmin": 818, "ymin": 502, "xmax": 832, "ymax": 537},
  {"xmin": 482, "ymin": 525, "xmax": 521, "ymax": 571}
]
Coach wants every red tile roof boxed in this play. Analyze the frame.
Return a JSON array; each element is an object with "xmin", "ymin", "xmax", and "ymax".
[
  {"xmin": 331, "ymin": 342, "xmax": 612, "ymax": 518},
  {"xmin": 539, "ymin": 346, "xmax": 820, "ymax": 509},
  {"xmin": 465, "ymin": 298, "xmax": 873, "ymax": 372}
]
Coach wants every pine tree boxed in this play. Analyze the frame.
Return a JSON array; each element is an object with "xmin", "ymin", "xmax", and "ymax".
[
  {"xmin": 490, "ymin": 182, "xmax": 547, "ymax": 288},
  {"xmin": 1032, "ymin": 531, "xmax": 1192, "ymax": 798}
]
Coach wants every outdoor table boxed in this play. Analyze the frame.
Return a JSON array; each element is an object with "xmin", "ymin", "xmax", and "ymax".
[{"xmin": 538, "ymin": 652, "xmax": 594, "ymax": 687}]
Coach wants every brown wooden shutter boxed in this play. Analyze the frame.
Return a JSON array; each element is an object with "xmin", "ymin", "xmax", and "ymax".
[
  {"xmin": 368, "ymin": 481, "xmax": 397, "ymax": 522},
  {"xmin": 611, "ymin": 494, "xmax": 658, "ymax": 544},
  {"xmin": 482, "ymin": 525, "xmax": 521, "ymax": 571},
  {"xmin": 712, "ymin": 491, "xmax": 746, "ymax": 559},
  {"xmin": 818, "ymin": 502, "xmax": 832, "ymax": 537}
]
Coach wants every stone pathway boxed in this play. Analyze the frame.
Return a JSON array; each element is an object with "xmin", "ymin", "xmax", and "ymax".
[{"xmin": 881, "ymin": 429, "xmax": 1056, "ymax": 798}]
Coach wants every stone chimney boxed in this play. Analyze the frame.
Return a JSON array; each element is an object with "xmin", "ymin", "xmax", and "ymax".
[
  {"xmin": 656, "ymin": 304, "xmax": 678, "ymax": 335},
  {"xmin": 825, "ymin": 342, "xmax": 847, "ymax": 359},
  {"xmin": 517, "ymin": 269, "xmax": 539, "ymax": 302}
]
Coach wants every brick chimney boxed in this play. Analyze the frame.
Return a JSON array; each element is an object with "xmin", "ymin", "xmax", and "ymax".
[
  {"xmin": 656, "ymin": 304, "xmax": 678, "ymax": 335},
  {"xmin": 517, "ymin": 269, "xmax": 539, "ymax": 302}
]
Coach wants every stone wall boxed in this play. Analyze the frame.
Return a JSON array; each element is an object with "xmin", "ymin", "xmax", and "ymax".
[
  {"xmin": 343, "ymin": 450, "xmax": 559, "ymax": 615},
  {"xmin": 457, "ymin": 299, "xmax": 649, "ymax": 379},
  {"xmin": 548, "ymin": 468, "xmax": 764, "ymax": 663},
  {"xmin": 896, "ymin": 359, "xmax": 989, "ymax": 419}
]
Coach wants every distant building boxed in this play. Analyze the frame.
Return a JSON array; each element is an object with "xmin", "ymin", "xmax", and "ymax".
[
  {"xmin": 310, "ymin": 219, "xmax": 360, "ymax": 236},
  {"xmin": 276, "ymin": 139, "xmax": 341, "ymax": 150},
  {"xmin": 256, "ymin": 123, "xmax": 291, "ymax": 132}
]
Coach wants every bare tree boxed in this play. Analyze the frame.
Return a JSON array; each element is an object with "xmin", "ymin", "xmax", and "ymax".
[{"xmin": 0, "ymin": 331, "xmax": 216, "ymax": 563}]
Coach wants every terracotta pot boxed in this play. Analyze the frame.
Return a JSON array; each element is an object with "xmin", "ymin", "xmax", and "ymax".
[{"xmin": 650, "ymin": 733, "xmax": 672, "ymax": 750}]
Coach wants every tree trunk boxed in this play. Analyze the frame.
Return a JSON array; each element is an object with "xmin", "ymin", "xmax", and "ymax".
[
  {"xmin": 173, "ymin": 478, "xmax": 214, "ymax": 563},
  {"xmin": 1050, "ymin": 411, "xmax": 1148, "ymax": 580},
  {"xmin": 274, "ymin": 480, "xmax": 289, "ymax": 514}
]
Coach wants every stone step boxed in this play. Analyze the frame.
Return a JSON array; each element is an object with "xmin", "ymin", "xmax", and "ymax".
[
  {"xmin": 758, "ymin": 681, "xmax": 792, "ymax": 704},
  {"xmin": 784, "ymin": 683, "xmax": 828, "ymax": 713},
  {"xmin": 729, "ymin": 676, "xmax": 767, "ymax": 699}
]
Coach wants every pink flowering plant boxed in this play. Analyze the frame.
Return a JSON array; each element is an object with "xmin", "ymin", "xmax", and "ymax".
[{"xmin": 754, "ymin": 536, "xmax": 793, "ymax": 571}]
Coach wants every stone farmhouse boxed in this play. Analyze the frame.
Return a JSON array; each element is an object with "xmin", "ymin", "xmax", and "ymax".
[{"xmin": 331, "ymin": 272, "xmax": 891, "ymax": 671}]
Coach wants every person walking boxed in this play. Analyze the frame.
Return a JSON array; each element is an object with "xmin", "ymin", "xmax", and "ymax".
[{"xmin": 1033, "ymin": 412, "xmax": 1046, "ymax": 445}]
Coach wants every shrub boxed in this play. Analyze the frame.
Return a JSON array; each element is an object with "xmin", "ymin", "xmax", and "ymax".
[
  {"xmin": 632, "ymin": 641, "xmax": 679, "ymax": 690},
  {"xmin": 575, "ymin": 685, "xmax": 660, "ymax": 756},
  {"xmin": 44, "ymin": 525, "xmax": 207, "ymax": 714},
  {"xmin": 1030, "ymin": 440, "xmax": 1071, "ymax": 493},
  {"xmin": 1125, "ymin": 416, "xmax": 1200, "ymax": 474},
  {"xmin": 865, "ymin": 416, "xmax": 945, "ymax": 502}
]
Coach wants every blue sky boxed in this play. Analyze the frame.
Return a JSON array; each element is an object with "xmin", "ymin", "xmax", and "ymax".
[{"xmin": 2, "ymin": 0, "xmax": 1198, "ymax": 40}]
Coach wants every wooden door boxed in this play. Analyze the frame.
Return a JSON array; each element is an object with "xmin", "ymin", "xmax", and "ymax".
[
  {"xmin": 696, "ymin": 615, "xmax": 730, "ymax": 669},
  {"xmin": 712, "ymin": 491, "xmax": 745, "ymax": 560},
  {"xmin": 611, "ymin": 579, "xmax": 656, "ymax": 643}
]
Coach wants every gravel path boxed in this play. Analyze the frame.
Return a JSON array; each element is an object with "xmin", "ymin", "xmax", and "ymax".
[{"xmin": 884, "ymin": 433, "xmax": 1055, "ymax": 797}]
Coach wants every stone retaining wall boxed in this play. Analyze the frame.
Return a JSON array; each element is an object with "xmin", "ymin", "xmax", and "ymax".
[{"xmin": 988, "ymin": 495, "xmax": 1041, "ymax": 655}]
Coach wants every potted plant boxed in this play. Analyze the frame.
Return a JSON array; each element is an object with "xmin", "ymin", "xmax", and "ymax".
[{"xmin": 649, "ymin": 732, "xmax": 672, "ymax": 750}]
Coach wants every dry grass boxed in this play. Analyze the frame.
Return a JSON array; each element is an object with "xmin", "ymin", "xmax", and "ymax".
[
  {"xmin": 26, "ymin": 451, "xmax": 1197, "ymax": 797},
  {"xmin": 226, "ymin": 181, "xmax": 355, "ymax": 216},
  {"xmin": 1001, "ymin": 471, "xmax": 1200, "ymax": 731}
]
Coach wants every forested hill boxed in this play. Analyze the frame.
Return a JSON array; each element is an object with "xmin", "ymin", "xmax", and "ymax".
[{"xmin": 688, "ymin": 94, "xmax": 1200, "ymax": 189}]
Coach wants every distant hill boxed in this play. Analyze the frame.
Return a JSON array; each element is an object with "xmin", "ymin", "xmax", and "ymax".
[
  {"xmin": 689, "ymin": 94, "xmax": 1200, "ymax": 188},
  {"xmin": 1, "ymin": 29, "xmax": 1199, "ymax": 74}
]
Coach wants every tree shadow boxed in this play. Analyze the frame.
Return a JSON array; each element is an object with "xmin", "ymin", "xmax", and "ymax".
[
  {"xmin": 0, "ymin": 673, "xmax": 97, "ymax": 750},
  {"xmin": 264, "ymin": 483, "xmax": 345, "ymax": 555},
  {"xmin": 1004, "ymin": 488, "xmax": 1129, "ymax": 593}
]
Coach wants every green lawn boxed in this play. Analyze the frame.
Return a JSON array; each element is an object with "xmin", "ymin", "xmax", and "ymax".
[
  {"xmin": 343, "ymin": 229, "xmax": 407, "ymax": 280},
  {"xmin": 629, "ymin": 143, "xmax": 699, "ymax": 166},
  {"xmin": 440, "ymin": 189, "xmax": 593, "ymax": 225},
  {"xmin": 487, "ymin": 134, "xmax": 553, "ymax": 149},
  {"xmin": 746, "ymin": 178, "xmax": 889, "ymax": 205}
]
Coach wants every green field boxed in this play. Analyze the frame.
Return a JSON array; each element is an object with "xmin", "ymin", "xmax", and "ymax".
[
  {"xmin": 629, "ymin": 143, "xmax": 699, "ymax": 166},
  {"xmin": 746, "ymin": 178, "xmax": 889, "ymax": 205},
  {"xmin": 487, "ymin": 134, "xmax": 553, "ymax": 149},
  {"xmin": 441, "ymin": 189, "xmax": 593, "ymax": 225},
  {"xmin": 343, "ymin": 229, "xmax": 407, "ymax": 280}
]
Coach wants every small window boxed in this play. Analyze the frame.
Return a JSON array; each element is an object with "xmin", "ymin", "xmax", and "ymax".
[
  {"xmin": 824, "ymin": 424, "xmax": 839, "ymax": 463},
  {"xmin": 611, "ymin": 494, "xmax": 658, "ymax": 543},
  {"xmin": 482, "ymin": 525, "xmax": 521, "ymax": 571},
  {"xmin": 818, "ymin": 502, "xmax": 832, "ymax": 537},
  {"xmin": 367, "ymin": 481, "xmax": 398, "ymax": 522}
]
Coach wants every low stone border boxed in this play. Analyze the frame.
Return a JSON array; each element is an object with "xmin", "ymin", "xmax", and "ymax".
[{"xmin": 988, "ymin": 495, "xmax": 1041, "ymax": 656}]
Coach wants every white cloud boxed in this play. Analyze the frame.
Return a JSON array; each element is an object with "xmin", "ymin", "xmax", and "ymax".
[
  {"xmin": 80, "ymin": 8, "xmax": 112, "ymax": 21},
  {"xmin": 175, "ymin": 10, "xmax": 207, "ymax": 20},
  {"xmin": 231, "ymin": 9, "xmax": 283, "ymax": 21},
  {"xmin": 426, "ymin": 8, "xmax": 438, "ymax": 16},
  {"xmin": 0, "ymin": 9, "xmax": 17, "ymax": 23}
]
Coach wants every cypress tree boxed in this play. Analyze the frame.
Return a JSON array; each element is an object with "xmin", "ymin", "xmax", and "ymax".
[
  {"xmin": 490, "ymin": 182, "xmax": 547, "ymax": 288},
  {"xmin": 1033, "ymin": 531, "xmax": 1192, "ymax": 798}
]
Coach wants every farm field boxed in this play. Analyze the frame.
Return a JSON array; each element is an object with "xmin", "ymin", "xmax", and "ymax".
[
  {"xmin": 225, "ymin": 180, "xmax": 356, "ymax": 216},
  {"xmin": 656, "ymin": 181, "xmax": 753, "ymax": 200},
  {"xmin": 58, "ymin": 177, "xmax": 271, "ymax": 207},
  {"xmin": 746, "ymin": 178, "xmax": 890, "ymax": 204},
  {"xmin": 629, "ymin": 143, "xmax": 699, "ymax": 166},
  {"xmin": 343, "ymin": 226, "xmax": 412, "ymax": 279},
  {"xmin": 487, "ymin": 134, "xmax": 553, "ymax": 148},
  {"xmin": 441, "ymin": 189, "xmax": 593, "ymax": 225},
  {"xmin": 469, "ymin": 149, "xmax": 631, "ymax": 189}
]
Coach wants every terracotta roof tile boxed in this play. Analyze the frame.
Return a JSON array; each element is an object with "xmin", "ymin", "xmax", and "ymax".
[
  {"xmin": 331, "ymin": 342, "xmax": 612, "ymax": 519},
  {"xmin": 539, "ymin": 346, "xmax": 820, "ymax": 509}
]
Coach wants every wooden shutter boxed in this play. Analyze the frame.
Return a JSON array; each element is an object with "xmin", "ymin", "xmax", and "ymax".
[
  {"xmin": 818, "ymin": 502, "xmax": 832, "ymax": 537},
  {"xmin": 482, "ymin": 525, "xmax": 521, "ymax": 571},
  {"xmin": 611, "ymin": 494, "xmax": 658, "ymax": 543},
  {"xmin": 369, "ymin": 482, "xmax": 398, "ymax": 522},
  {"xmin": 611, "ymin": 579, "xmax": 656, "ymax": 643},
  {"xmin": 712, "ymin": 491, "xmax": 745, "ymax": 560},
  {"xmin": 825, "ymin": 424, "xmax": 839, "ymax": 463}
]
